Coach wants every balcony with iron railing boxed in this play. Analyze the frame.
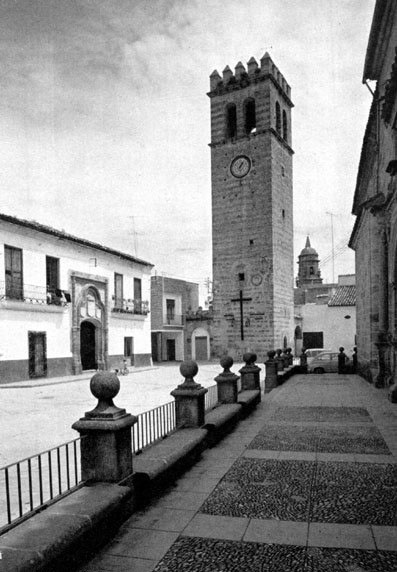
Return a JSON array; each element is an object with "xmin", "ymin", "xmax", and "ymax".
[
  {"xmin": 111, "ymin": 297, "xmax": 149, "ymax": 316},
  {"xmin": 0, "ymin": 281, "xmax": 70, "ymax": 307},
  {"xmin": 163, "ymin": 314, "xmax": 184, "ymax": 327}
]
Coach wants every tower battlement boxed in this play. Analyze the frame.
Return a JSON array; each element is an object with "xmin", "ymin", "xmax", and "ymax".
[{"xmin": 209, "ymin": 53, "xmax": 291, "ymax": 102}]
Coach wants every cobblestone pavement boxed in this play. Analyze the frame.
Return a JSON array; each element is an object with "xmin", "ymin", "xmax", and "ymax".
[{"xmin": 77, "ymin": 373, "xmax": 397, "ymax": 572}]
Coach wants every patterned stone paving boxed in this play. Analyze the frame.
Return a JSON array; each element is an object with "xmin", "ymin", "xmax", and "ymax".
[
  {"xmin": 269, "ymin": 406, "xmax": 372, "ymax": 424},
  {"xmin": 200, "ymin": 458, "xmax": 397, "ymax": 525},
  {"xmin": 249, "ymin": 424, "xmax": 391, "ymax": 454},
  {"xmin": 153, "ymin": 537, "xmax": 397, "ymax": 571},
  {"xmin": 313, "ymin": 462, "xmax": 397, "ymax": 525},
  {"xmin": 200, "ymin": 459, "xmax": 312, "ymax": 521}
]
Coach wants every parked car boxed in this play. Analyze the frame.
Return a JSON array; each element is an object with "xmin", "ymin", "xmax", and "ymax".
[
  {"xmin": 308, "ymin": 351, "xmax": 350, "ymax": 374},
  {"xmin": 305, "ymin": 348, "xmax": 332, "ymax": 365}
]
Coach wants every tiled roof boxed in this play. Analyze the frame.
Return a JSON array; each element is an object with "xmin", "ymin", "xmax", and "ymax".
[
  {"xmin": 328, "ymin": 285, "xmax": 356, "ymax": 307},
  {"xmin": 0, "ymin": 213, "xmax": 153, "ymax": 267}
]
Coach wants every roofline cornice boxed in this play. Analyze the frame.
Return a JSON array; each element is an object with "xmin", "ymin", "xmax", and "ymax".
[
  {"xmin": 0, "ymin": 213, "xmax": 154, "ymax": 268},
  {"xmin": 363, "ymin": 0, "xmax": 396, "ymax": 81}
]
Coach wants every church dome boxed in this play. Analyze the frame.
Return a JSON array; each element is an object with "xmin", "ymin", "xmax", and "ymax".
[{"xmin": 299, "ymin": 236, "xmax": 318, "ymax": 257}]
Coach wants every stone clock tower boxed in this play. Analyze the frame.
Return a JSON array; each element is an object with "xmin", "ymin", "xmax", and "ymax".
[{"xmin": 208, "ymin": 53, "xmax": 294, "ymax": 361}]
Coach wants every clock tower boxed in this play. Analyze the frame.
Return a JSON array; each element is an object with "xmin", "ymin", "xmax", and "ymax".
[{"xmin": 208, "ymin": 53, "xmax": 294, "ymax": 361}]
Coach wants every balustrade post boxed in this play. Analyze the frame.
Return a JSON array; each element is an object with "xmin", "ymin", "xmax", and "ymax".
[
  {"xmin": 171, "ymin": 361, "xmax": 208, "ymax": 428},
  {"xmin": 287, "ymin": 347, "xmax": 293, "ymax": 366},
  {"xmin": 239, "ymin": 352, "xmax": 261, "ymax": 391},
  {"xmin": 215, "ymin": 356, "xmax": 239, "ymax": 403},
  {"xmin": 265, "ymin": 350, "xmax": 278, "ymax": 393},
  {"xmin": 72, "ymin": 371, "xmax": 137, "ymax": 482}
]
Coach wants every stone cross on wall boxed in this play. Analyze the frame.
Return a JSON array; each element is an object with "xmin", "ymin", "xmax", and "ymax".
[{"xmin": 231, "ymin": 290, "xmax": 252, "ymax": 341}]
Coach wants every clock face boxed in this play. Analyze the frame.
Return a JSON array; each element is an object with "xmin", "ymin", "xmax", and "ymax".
[{"xmin": 230, "ymin": 155, "xmax": 251, "ymax": 178}]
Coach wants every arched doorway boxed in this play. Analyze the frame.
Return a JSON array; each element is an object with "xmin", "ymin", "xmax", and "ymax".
[
  {"xmin": 80, "ymin": 321, "xmax": 97, "ymax": 370},
  {"xmin": 71, "ymin": 278, "xmax": 108, "ymax": 374}
]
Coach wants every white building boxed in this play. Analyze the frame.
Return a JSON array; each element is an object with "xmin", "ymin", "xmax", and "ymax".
[
  {"xmin": 295, "ymin": 274, "xmax": 357, "ymax": 356},
  {"xmin": 0, "ymin": 214, "xmax": 153, "ymax": 383}
]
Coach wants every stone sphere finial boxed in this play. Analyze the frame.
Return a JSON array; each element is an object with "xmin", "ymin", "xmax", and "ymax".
[
  {"xmin": 267, "ymin": 350, "xmax": 276, "ymax": 360},
  {"xmin": 243, "ymin": 352, "xmax": 252, "ymax": 364},
  {"xmin": 177, "ymin": 360, "xmax": 201, "ymax": 390},
  {"xmin": 220, "ymin": 355, "xmax": 233, "ymax": 372},
  {"xmin": 90, "ymin": 371, "xmax": 120, "ymax": 401},
  {"xmin": 180, "ymin": 360, "xmax": 199, "ymax": 379},
  {"xmin": 251, "ymin": 353, "xmax": 257, "ymax": 363},
  {"xmin": 85, "ymin": 371, "xmax": 126, "ymax": 419}
]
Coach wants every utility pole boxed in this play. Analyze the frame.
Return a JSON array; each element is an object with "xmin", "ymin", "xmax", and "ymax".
[{"xmin": 326, "ymin": 211, "xmax": 335, "ymax": 283}]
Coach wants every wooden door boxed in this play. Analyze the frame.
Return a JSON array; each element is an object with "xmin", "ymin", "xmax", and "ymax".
[
  {"xmin": 80, "ymin": 321, "xmax": 97, "ymax": 370},
  {"xmin": 166, "ymin": 339, "xmax": 176, "ymax": 361},
  {"xmin": 195, "ymin": 336, "xmax": 208, "ymax": 361},
  {"xmin": 28, "ymin": 332, "xmax": 47, "ymax": 378}
]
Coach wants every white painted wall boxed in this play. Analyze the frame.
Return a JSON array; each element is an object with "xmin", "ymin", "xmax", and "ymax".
[
  {"xmin": 0, "ymin": 220, "xmax": 152, "ymax": 363},
  {"xmin": 297, "ymin": 303, "xmax": 356, "ymax": 354}
]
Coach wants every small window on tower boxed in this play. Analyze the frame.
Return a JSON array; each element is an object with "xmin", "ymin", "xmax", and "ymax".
[
  {"xmin": 238, "ymin": 272, "xmax": 245, "ymax": 282},
  {"xmin": 310, "ymin": 266, "xmax": 314, "ymax": 275},
  {"xmin": 276, "ymin": 102, "xmax": 281, "ymax": 134},
  {"xmin": 244, "ymin": 98, "xmax": 256, "ymax": 134},
  {"xmin": 225, "ymin": 103, "xmax": 237, "ymax": 140},
  {"xmin": 283, "ymin": 110, "xmax": 288, "ymax": 141}
]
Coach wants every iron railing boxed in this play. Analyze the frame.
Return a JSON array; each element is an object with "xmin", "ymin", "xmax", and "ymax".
[
  {"xmin": 205, "ymin": 384, "xmax": 218, "ymax": 411},
  {"xmin": 112, "ymin": 298, "xmax": 149, "ymax": 315},
  {"xmin": 1, "ymin": 379, "xmax": 261, "ymax": 533},
  {"xmin": 131, "ymin": 384, "xmax": 220, "ymax": 454},
  {"xmin": 0, "ymin": 437, "xmax": 84, "ymax": 534},
  {"xmin": 132, "ymin": 400, "xmax": 176, "ymax": 454},
  {"xmin": 164, "ymin": 314, "xmax": 184, "ymax": 326},
  {"xmin": 0, "ymin": 281, "xmax": 69, "ymax": 306}
]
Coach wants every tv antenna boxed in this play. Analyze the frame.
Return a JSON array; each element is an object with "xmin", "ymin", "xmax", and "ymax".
[
  {"xmin": 127, "ymin": 216, "xmax": 145, "ymax": 257},
  {"xmin": 326, "ymin": 211, "xmax": 336, "ymax": 282}
]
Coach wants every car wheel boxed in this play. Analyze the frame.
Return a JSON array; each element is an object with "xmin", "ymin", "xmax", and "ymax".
[{"xmin": 313, "ymin": 367, "xmax": 324, "ymax": 374}]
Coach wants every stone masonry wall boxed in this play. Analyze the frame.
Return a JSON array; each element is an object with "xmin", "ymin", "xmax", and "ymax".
[{"xmin": 210, "ymin": 57, "xmax": 294, "ymax": 362}]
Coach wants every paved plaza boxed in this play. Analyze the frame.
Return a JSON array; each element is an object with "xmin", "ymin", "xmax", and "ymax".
[{"xmin": 77, "ymin": 373, "xmax": 397, "ymax": 572}]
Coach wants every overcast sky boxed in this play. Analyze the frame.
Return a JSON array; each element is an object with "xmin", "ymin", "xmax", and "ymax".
[{"xmin": 0, "ymin": 0, "xmax": 375, "ymax": 300}]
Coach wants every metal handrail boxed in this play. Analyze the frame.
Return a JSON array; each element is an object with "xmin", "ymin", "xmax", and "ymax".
[
  {"xmin": 112, "ymin": 298, "xmax": 150, "ymax": 315},
  {"xmin": 132, "ymin": 400, "xmax": 176, "ymax": 454},
  {"xmin": 205, "ymin": 384, "xmax": 218, "ymax": 411},
  {"xmin": 0, "ymin": 436, "xmax": 85, "ymax": 534},
  {"xmin": 0, "ymin": 381, "xmax": 235, "ymax": 533},
  {"xmin": 0, "ymin": 280, "xmax": 69, "ymax": 306}
]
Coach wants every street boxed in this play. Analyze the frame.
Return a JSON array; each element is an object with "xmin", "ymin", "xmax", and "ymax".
[{"xmin": 0, "ymin": 362, "xmax": 249, "ymax": 467}]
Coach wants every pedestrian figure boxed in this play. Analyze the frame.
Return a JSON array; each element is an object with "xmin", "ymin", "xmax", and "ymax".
[
  {"xmin": 338, "ymin": 347, "xmax": 347, "ymax": 374},
  {"xmin": 352, "ymin": 347, "xmax": 357, "ymax": 373},
  {"xmin": 300, "ymin": 348, "xmax": 308, "ymax": 373}
]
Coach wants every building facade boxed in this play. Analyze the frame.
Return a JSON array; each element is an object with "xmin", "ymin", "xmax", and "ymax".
[
  {"xmin": 294, "ymin": 238, "xmax": 356, "ymax": 355},
  {"xmin": 349, "ymin": 0, "xmax": 397, "ymax": 386},
  {"xmin": 185, "ymin": 307, "xmax": 213, "ymax": 362},
  {"xmin": 209, "ymin": 53, "xmax": 294, "ymax": 362},
  {"xmin": 0, "ymin": 214, "xmax": 153, "ymax": 383},
  {"xmin": 150, "ymin": 275, "xmax": 200, "ymax": 362},
  {"xmin": 295, "ymin": 274, "xmax": 357, "ymax": 357}
]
